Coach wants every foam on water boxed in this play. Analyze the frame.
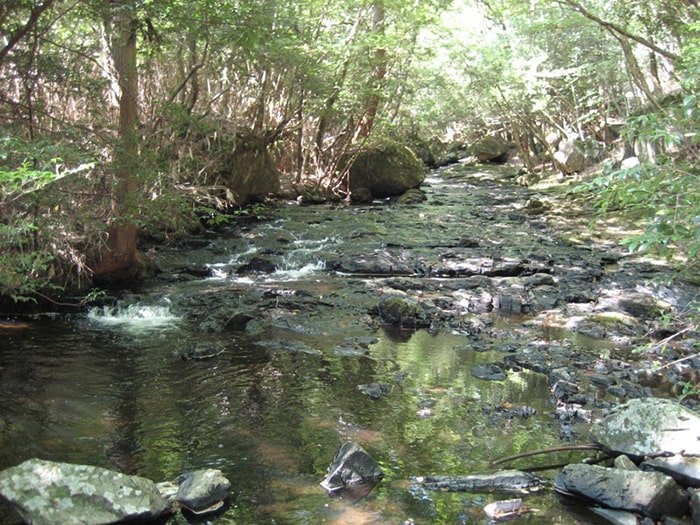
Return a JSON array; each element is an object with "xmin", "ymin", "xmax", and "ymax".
[
  {"xmin": 205, "ymin": 245, "xmax": 259, "ymax": 280},
  {"xmin": 86, "ymin": 304, "xmax": 180, "ymax": 332},
  {"xmin": 270, "ymin": 259, "xmax": 326, "ymax": 281}
]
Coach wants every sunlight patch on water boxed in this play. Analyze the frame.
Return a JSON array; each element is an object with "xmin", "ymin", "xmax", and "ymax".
[{"xmin": 86, "ymin": 304, "xmax": 180, "ymax": 332}]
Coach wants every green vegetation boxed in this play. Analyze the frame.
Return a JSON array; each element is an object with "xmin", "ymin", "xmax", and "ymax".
[
  {"xmin": 0, "ymin": 0, "xmax": 698, "ymax": 303},
  {"xmin": 581, "ymin": 21, "xmax": 700, "ymax": 276}
]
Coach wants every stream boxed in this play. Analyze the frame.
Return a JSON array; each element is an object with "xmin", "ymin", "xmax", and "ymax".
[{"xmin": 1, "ymin": 163, "xmax": 698, "ymax": 524}]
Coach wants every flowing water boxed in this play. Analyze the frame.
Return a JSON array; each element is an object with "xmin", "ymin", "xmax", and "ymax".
[{"xmin": 0, "ymin": 164, "xmax": 680, "ymax": 524}]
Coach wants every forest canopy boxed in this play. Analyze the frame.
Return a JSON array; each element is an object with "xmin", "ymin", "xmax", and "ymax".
[{"xmin": 0, "ymin": 0, "xmax": 698, "ymax": 303}]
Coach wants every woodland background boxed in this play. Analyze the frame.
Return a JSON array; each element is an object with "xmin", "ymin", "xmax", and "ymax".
[{"xmin": 1, "ymin": 0, "xmax": 698, "ymax": 304}]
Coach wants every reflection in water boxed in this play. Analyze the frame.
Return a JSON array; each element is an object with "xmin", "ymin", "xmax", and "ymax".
[{"xmin": 0, "ymin": 313, "xmax": 591, "ymax": 524}]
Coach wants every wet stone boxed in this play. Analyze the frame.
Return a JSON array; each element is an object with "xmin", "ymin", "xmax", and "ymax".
[
  {"xmin": 420, "ymin": 470, "xmax": 546, "ymax": 494},
  {"xmin": 551, "ymin": 380, "xmax": 582, "ymax": 403},
  {"xmin": 320, "ymin": 441, "xmax": 384, "ymax": 499},
  {"xmin": 613, "ymin": 455, "xmax": 639, "ymax": 471},
  {"xmin": 641, "ymin": 455, "xmax": 700, "ymax": 488},
  {"xmin": 485, "ymin": 404, "xmax": 537, "ymax": 419},
  {"xmin": 553, "ymin": 463, "xmax": 688, "ymax": 521},
  {"xmin": 691, "ymin": 490, "xmax": 700, "ymax": 525},
  {"xmin": 378, "ymin": 294, "xmax": 431, "ymax": 328},
  {"xmin": 236, "ymin": 256, "xmax": 277, "ymax": 274},
  {"xmin": 589, "ymin": 373, "xmax": 617, "ymax": 386},
  {"xmin": 175, "ymin": 469, "xmax": 231, "ymax": 514}
]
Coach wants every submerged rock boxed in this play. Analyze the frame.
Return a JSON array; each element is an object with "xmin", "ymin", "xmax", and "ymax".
[
  {"xmin": 419, "ymin": 470, "xmax": 546, "ymax": 494},
  {"xmin": 181, "ymin": 341, "xmax": 225, "ymax": 360},
  {"xmin": 471, "ymin": 362, "xmax": 507, "ymax": 381},
  {"xmin": 590, "ymin": 398, "xmax": 700, "ymax": 458},
  {"xmin": 320, "ymin": 441, "xmax": 384, "ymax": 499},
  {"xmin": 553, "ymin": 463, "xmax": 688, "ymax": 520},
  {"xmin": 0, "ymin": 458, "xmax": 170, "ymax": 524},
  {"xmin": 357, "ymin": 382, "xmax": 392, "ymax": 400},
  {"xmin": 396, "ymin": 188, "xmax": 427, "ymax": 204}
]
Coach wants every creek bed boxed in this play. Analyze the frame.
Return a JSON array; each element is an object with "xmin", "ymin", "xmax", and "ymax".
[{"xmin": 1, "ymin": 164, "xmax": 696, "ymax": 524}]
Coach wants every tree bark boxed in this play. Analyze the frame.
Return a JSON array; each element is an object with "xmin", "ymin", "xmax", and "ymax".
[
  {"xmin": 93, "ymin": 0, "xmax": 140, "ymax": 282},
  {"xmin": 357, "ymin": 2, "xmax": 386, "ymax": 139}
]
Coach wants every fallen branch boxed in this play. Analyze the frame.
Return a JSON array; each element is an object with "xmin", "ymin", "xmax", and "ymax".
[
  {"xmin": 657, "ymin": 351, "xmax": 700, "ymax": 370},
  {"xmin": 490, "ymin": 444, "xmax": 603, "ymax": 467}
]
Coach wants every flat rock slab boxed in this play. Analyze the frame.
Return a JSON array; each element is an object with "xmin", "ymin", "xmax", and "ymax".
[
  {"xmin": 590, "ymin": 398, "xmax": 700, "ymax": 458},
  {"xmin": 553, "ymin": 463, "xmax": 688, "ymax": 521},
  {"xmin": 0, "ymin": 458, "xmax": 170, "ymax": 525}
]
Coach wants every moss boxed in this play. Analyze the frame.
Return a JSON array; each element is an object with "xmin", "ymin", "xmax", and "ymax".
[{"xmin": 346, "ymin": 141, "xmax": 425, "ymax": 198}]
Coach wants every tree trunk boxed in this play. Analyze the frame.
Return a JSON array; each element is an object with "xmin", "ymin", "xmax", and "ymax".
[
  {"xmin": 93, "ymin": 0, "xmax": 140, "ymax": 282},
  {"xmin": 357, "ymin": 2, "xmax": 386, "ymax": 139}
]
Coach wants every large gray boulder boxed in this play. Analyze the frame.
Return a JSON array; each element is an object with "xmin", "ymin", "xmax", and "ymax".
[
  {"xmin": 590, "ymin": 398, "xmax": 700, "ymax": 458},
  {"xmin": 346, "ymin": 143, "xmax": 425, "ymax": 199},
  {"xmin": 0, "ymin": 458, "xmax": 170, "ymax": 525},
  {"xmin": 554, "ymin": 463, "xmax": 688, "ymax": 521}
]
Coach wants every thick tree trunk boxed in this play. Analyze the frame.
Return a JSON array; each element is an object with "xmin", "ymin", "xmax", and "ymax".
[{"xmin": 93, "ymin": 1, "xmax": 140, "ymax": 282}]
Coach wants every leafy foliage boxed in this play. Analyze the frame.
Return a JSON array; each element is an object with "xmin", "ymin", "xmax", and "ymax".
[
  {"xmin": 0, "ymin": 0, "xmax": 698, "ymax": 303},
  {"xmin": 0, "ymin": 148, "xmax": 100, "ymax": 298},
  {"xmin": 578, "ymin": 21, "xmax": 700, "ymax": 276}
]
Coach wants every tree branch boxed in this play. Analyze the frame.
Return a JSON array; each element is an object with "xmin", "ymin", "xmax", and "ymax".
[
  {"xmin": 0, "ymin": 0, "xmax": 57, "ymax": 67},
  {"xmin": 555, "ymin": 0, "xmax": 679, "ymax": 62}
]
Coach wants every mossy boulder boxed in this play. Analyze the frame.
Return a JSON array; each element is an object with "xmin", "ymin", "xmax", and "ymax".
[
  {"xmin": 219, "ymin": 136, "xmax": 280, "ymax": 205},
  {"xmin": 470, "ymin": 135, "xmax": 508, "ymax": 162},
  {"xmin": 378, "ymin": 294, "xmax": 432, "ymax": 328},
  {"xmin": 346, "ymin": 142, "xmax": 425, "ymax": 199}
]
